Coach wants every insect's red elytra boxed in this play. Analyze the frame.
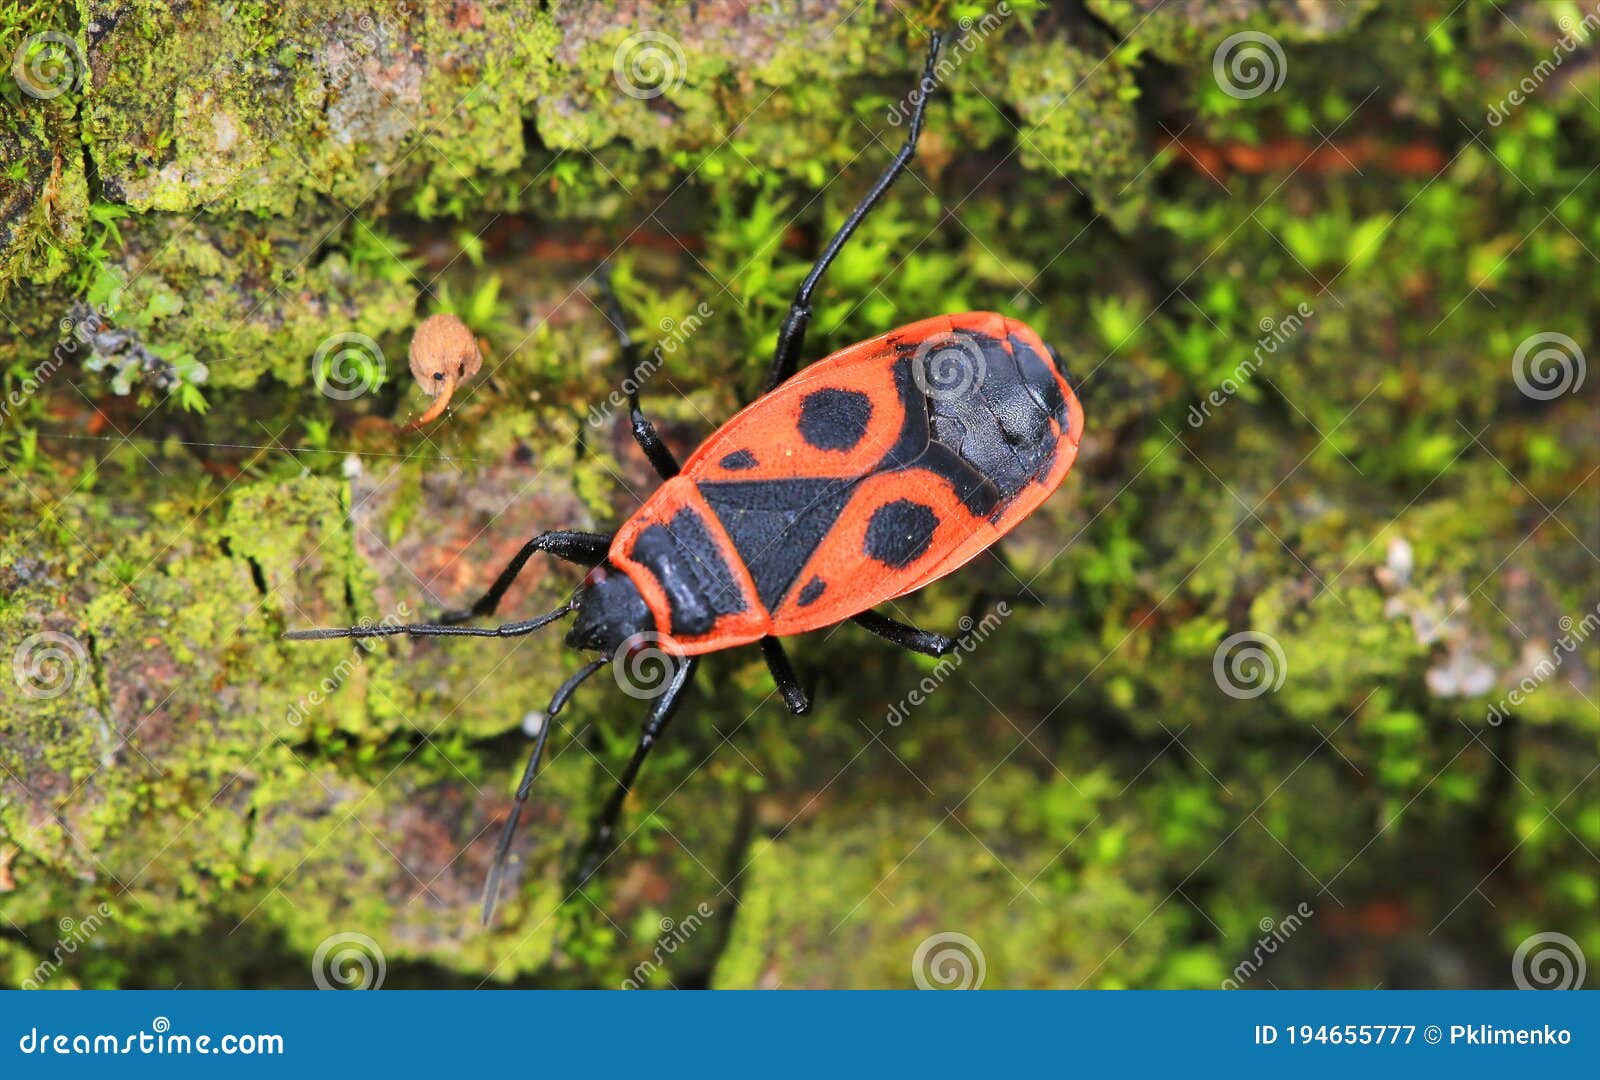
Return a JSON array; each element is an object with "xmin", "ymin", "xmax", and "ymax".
[
  {"xmin": 609, "ymin": 313, "xmax": 1082, "ymax": 655},
  {"xmin": 284, "ymin": 32, "xmax": 1087, "ymax": 925}
]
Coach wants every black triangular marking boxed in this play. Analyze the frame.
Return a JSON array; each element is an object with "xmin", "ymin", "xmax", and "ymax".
[{"xmin": 698, "ymin": 478, "xmax": 857, "ymax": 612}]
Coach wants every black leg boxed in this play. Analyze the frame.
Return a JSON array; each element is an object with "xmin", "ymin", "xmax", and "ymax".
[
  {"xmin": 765, "ymin": 32, "xmax": 943, "ymax": 392},
  {"xmin": 853, "ymin": 609, "xmax": 957, "ymax": 657},
  {"xmin": 480, "ymin": 657, "xmax": 610, "ymax": 925},
  {"xmin": 593, "ymin": 266, "xmax": 680, "ymax": 481},
  {"xmin": 576, "ymin": 656, "xmax": 698, "ymax": 883},
  {"xmin": 439, "ymin": 530, "xmax": 612, "ymax": 625},
  {"xmin": 760, "ymin": 636, "xmax": 810, "ymax": 715},
  {"xmin": 285, "ymin": 602, "xmax": 575, "ymax": 642}
]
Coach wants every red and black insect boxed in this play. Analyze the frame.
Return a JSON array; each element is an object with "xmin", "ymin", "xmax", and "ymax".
[{"xmin": 288, "ymin": 33, "xmax": 1084, "ymax": 923}]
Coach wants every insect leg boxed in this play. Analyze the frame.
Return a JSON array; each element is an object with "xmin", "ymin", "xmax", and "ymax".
[
  {"xmin": 438, "ymin": 530, "xmax": 612, "ymax": 625},
  {"xmin": 852, "ymin": 608, "xmax": 957, "ymax": 657},
  {"xmin": 759, "ymin": 636, "xmax": 810, "ymax": 715},
  {"xmin": 593, "ymin": 266, "xmax": 680, "ymax": 481},
  {"xmin": 575, "ymin": 656, "xmax": 698, "ymax": 884},
  {"xmin": 764, "ymin": 32, "xmax": 944, "ymax": 392}
]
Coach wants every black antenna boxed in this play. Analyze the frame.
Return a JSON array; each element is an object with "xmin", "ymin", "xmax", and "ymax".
[
  {"xmin": 480, "ymin": 657, "xmax": 610, "ymax": 926},
  {"xmin": 284, "ymin": 600, "xmax": 576, "ymax": 642}
]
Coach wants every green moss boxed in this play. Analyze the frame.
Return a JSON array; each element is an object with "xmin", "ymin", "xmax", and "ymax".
[
  {"xmin": 1086, "ymin": 0, "xmax": 1379, "ymax": 64},
  {"xmin": 0, "ymin": 1, "xmax": 88, "ymax": 294}
]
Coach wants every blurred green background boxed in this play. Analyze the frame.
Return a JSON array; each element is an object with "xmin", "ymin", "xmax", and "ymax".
[{"xmin": 1, "ymin": 0, "xmax": 1595, "ymax": 989}]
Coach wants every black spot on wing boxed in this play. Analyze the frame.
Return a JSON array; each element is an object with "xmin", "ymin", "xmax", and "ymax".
[
  {"xmin": 719, "ymin": 449, "xmax": 758, "ymax": 470},
  {"xmin": 630, "ymin": 507, "xmax": 747, "ymax": 637},
  {"xmin": 864, "ymin": 499, "xmax": 939, "ymax": 569},
  {"xmin": 798, "ymin": 388, "xmax": 872, "ymax": 452},
  {"xmin": 698, "ymin": 478, "xmax": 856, "ymax": 612},
  {"xmin": 796, "ymin": 577, "xmax": 827, "ymax": 606}
]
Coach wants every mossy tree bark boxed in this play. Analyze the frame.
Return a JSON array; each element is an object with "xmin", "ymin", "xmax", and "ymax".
[{"xmin": 1, "ymin": 1, "xmax": 1595, "ymax": 989}]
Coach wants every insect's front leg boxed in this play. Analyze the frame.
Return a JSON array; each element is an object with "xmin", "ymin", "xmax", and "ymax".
[
  {"xmin": 764, "ymin": 32, "xmax": 944, "ymax": 392},
  {"xmin": 437, "ymin": 530, "xmax": 612, "ymax": 625},
  {"xmin": 592, "ymin": 266, "xmax": 680, "ymax": 482}
]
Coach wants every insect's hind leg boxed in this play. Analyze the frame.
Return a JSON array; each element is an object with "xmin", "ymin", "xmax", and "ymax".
[
  {"xmin": 592, "ymin": 266, "xmax": 680, "ymax": 481},
  {"xmin": 438, "ymin": 530, "xmax": 612, "ymax": 625},
  {"xmin": 574, "ymin": 656, "xmax": 699, "ymax": 885},
  {"xmin": 760, "ymin": 637, "xmax": 810, "ymax": 715},
  {"xmin": 764, "ymin": 32, "xmax": 944, "ymax": 393},
  {"xmin": 852, "ymin": 609, "xmax": 958, "ymax": 657}
]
